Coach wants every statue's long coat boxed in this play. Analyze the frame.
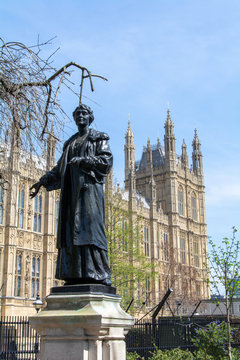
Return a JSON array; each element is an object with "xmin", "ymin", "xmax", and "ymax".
[{"xmin": 41, "ymin": 129, "xmax": 113, "ymax": 252}]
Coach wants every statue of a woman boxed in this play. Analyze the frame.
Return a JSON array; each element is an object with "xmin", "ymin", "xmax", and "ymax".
[{"xmin": 30, "ymin": 104, "xmax": 113, "ymax": 286}]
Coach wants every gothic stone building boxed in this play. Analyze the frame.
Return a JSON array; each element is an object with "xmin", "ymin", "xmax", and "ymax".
[
  {"xmin": 0, "ymin": 110, "xmax": 209, "ymax": 316},
  {"xmin": 0, "ymin": 129, "xmax": 60, "ymax": 316},
  {"xmin": 122, "ymin": 110, "xmax": 209, "ymax": 312}
]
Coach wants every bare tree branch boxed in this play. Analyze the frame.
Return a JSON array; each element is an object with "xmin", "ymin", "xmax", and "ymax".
[{"xmin": 0, "ymin": 37, "xmax": 108, "ymax": 155}]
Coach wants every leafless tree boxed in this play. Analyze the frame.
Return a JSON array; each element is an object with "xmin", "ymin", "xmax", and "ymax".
[{"xmin": 0, "ymin": 37, "xmax": 107, "ymax": 154}]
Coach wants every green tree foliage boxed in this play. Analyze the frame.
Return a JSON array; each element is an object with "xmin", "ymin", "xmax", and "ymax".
[
  {"xmin": 105, "ymin": 184, "xmax": 155, "ymax": 312},
  {"xmin": 206, "ymin": 228, "xmax": 240, "ymax": 360},
  {"xmin": 192, "ymin": 321, "xmax": 240, "ymax": 359}
]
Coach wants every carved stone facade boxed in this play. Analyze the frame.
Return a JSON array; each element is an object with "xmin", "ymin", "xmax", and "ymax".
[
  {"xmin": 121, "ymin": 110, "xmax": 209, "ymax": 314},
  {"xmin": 0, "ymin": 111, "xmax": 209, "ymax": 316},
  {"xmin": 0, "ymin": 128, "xmax": 61, "ymax": 316}
]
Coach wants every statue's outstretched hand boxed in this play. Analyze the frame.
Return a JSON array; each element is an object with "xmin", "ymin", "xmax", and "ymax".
[{"xmin": 30, "ymin": 182, "xmax": 42, "ymax": 198}]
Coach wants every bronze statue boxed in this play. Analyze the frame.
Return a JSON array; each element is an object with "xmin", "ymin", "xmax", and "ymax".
[{"xmin": 30, "ymin": 104, "xmax": 113, "ymax": 286}]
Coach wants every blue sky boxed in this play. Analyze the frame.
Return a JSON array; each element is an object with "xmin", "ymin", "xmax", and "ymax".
[{"xmin": 1, "ymin": 0, "xmax": 240, "ymax": 244}]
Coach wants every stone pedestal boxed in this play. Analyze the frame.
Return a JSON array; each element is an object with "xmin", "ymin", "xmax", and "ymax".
[{"xmin": 29, "ymin": 285, "xmax": 134, "ymax": 360}]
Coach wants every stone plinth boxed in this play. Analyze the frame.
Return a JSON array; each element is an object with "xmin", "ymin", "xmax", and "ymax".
[{"xmin": 29, "ymin": 285, "xmax": 134, "ymax": 360}]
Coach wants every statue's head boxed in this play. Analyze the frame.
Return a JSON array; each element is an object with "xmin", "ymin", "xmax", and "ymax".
[{"xmin": 73, "ymin": 104, "xmax": 94, "ymax": 125}]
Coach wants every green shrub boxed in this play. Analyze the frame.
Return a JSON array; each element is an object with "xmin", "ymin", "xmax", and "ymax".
[
  {"xmin": 192, "ymin": 321, "xmax": 229, "ymax": 359},
  {"xmin": 127, "ymin": 320, "xmax": 240, "ymax": 359},
  {"xmin": 194, "ymin": 349, "xmax": 215, "ymax": 359},
  {"xmin": 194, "ymin": 348, "xmax": 240, "ymax": 360},
  {"xmin": 126, "ymin": 351, "xmax": 144, "ymax": 360},
  {"xmin": 150, "ymin": 348, "xmax": 193, "ymax": 360},
  {"xmin": 231, "ymin": 348, "xmax": 240, "ymax": 360},
  {"xmin": 127, "ymin": 345, "xmax": 240, "ymax": 359}
]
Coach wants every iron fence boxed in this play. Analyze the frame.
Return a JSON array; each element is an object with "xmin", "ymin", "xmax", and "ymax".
[
  {"xmin": 125, "ymin": 316, "xmax": 240, "ymax": 359},
  {"xmin": 1, "ymin": 315, "xmax": 240, "ymax": 359},
  {"xmin": 0, "ymin": 317, "xmax": 39, "ymax": 360}
]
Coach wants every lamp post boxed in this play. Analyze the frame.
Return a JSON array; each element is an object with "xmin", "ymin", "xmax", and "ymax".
[{"xmin": 33, "ymin": 293, "xmax": 43, "ymax": 313}]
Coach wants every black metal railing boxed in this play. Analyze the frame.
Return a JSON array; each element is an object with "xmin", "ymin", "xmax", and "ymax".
[
  {"xmin": 1, "ymin": 315, "xmax": 240, "ymax": 360},
  {"xmin": 126, "ymin": 318, "xmax": 193, "ymax": 359},
  {"xmin": 126, "ymin": 316, "xmax": 240, "ymax": 359},
  {"xmin": 0, "ymin": 317, "xmax": 39, "ymax": 360}
]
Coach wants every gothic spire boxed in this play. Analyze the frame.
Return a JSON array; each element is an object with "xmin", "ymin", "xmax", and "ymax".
[
  {"xmin": 181, "ymin": 138, "xmax": 189, "ymax": 169},
  {"xmin": 165, "ymin": 109, "xmax": 173, "ymax": 127},
  {"xmin": 146, "ymin": 137, "xmax": 153, "ymax": 170},
  {"xmin": 125, "ymin": 114, "xmax": 134, "ymax": 145},
  {"xmin": 47, "ymin": 121, "xmax": 57, "ymax": 170},
  {"xmin": 124, "ymin": 116, "xmax": 135, "ymax": 188},
  {"xmin": 164, "ymin": 109, "xmax": 176, "ymax": 157},
  {"xmin": 192, "ymin": 128, "xmax": 203, "ymax": 175}
]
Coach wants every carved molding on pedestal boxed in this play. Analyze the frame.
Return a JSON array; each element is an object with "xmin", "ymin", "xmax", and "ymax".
[{"xmin": 30, "ymin": 291, "xmax": 134, "ymax": 360}]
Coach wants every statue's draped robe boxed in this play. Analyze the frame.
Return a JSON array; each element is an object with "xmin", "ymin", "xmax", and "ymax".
[{"xmin": 41, "ymin": 129, "xmax": 113, "ymax": 282}]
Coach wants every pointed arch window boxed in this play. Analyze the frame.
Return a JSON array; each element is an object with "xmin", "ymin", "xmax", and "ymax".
[
  {"xmin": 194, "ymin": 241, "xmax": 199, "ymax": 268},
  {"xmin": 145, "ymin": 276, "xmax": 151, "ymax": 307},
  {"xmin": 163, "ymin": 233, "xmax": 169, "ymax": 261},
  {"xmin": 191, "ymin": 194, "xmax": 197, "ymax": 221},
  {"xmin": 15, "ymin": 253, "xmax": 22, "ymax": 297},
  {"xmin": 178, "ymin": 188, "xmax": 184, "ymax": 216},
  {"xmin": 144, "ymin": 227, "xmax": 149, "ymax": 257},
  {"xmin": 0, "ymin": 183, "xmax": 3, "ymax": 224},
  {"xmin": 18, "ymin": 185, "xmax": 25, "ymax": 229},
  {"xmin": 33, "ymin": 194, "xmax": 42, "ymax": 232},
  {"xmin": 196, "ymin": 283, "xmax": 201, "ymax": 296},
  {"xmin": 31, "ymin": 256, "xmax": 40, "ymax": 298},
  {"xmin": 180, "ymin": 237, "xmax": 186, "ymax": 264},
  {"xmin": 158, "ymin": 276, "xmax": 161, "ymax": 294},
  {"xmin": 156, "ymin": 231, "xmax": 160, "ymax": 259}
]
